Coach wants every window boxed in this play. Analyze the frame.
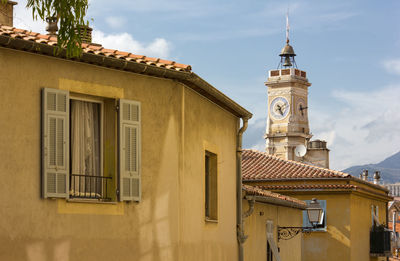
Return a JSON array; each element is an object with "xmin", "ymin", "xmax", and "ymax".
[
  {"xmin": 41, "ymin": 88, "xmax": 141, "ymax": 202},
  {"xmin": 69, "ymin": 98, "xmax": 104, "ymax": 199},
  {"xmin": 303, "ymin": 200, "xmax": 327, "ymax": 231},
  {"xmin": 205, "ymin": 151, "xmax": 218, "ymax": 221}
]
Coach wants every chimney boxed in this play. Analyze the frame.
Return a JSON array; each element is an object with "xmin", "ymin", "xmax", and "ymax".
[
  {"xmin": 373, "ymin": 171, "xmax": 381, "ymax": 185},
  {"xmin": 77, "ymin": 25, "xmax": 92, "ymax": 44},
  {"xmin": 0, "ymin": 1, "xmax": 17, "ymax": 27},
  {"xmin": 362, "ymin": 170, "xmax": 369, "ymax": 181},
  {"xmin": 46, "ymin": 16, "xmax": 58, "ymax": 36}
]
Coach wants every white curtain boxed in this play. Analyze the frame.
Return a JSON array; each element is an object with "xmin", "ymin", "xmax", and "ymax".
[{"xmin": 70, "ymin": 100, "xmax": 100, "ymax": 196}]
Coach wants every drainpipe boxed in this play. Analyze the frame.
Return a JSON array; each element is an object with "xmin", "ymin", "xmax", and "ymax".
[{"xmin": 237, "ymin": 117, "xmax": 249, "ymax": 261}]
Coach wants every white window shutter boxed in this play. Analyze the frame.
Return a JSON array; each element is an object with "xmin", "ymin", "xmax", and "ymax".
[
  {"xmin": 119, "ymin": 99, "xmax": 141, "ymax": 201},
  {"xmin": 42, "ymin": 88, "xmax": 69, "ymax": 198}
]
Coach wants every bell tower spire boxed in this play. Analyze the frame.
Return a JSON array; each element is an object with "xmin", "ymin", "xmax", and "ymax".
[
  {"xmin": 264, "ymin": 13, "xmax": 330, "ymax": 168},
  {"xmin": 278, "ymin": 11, "xmax": 297, "ymax": 69}
]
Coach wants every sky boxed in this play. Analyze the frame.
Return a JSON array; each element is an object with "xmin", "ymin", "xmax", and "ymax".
[{"xmin": 12, "ymin": 0, "xmax": 400, "ymax": 171}]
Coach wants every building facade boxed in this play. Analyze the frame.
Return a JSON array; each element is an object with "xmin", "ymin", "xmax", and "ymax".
[{"xmin": 0, "ymin": 17, "xmax": 252, "ymax": 261}]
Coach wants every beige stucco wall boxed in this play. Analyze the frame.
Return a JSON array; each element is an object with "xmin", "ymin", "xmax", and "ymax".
[
  {"xmin": 243, "ymin": 200, "xmax": 303, "ymax": 261},
  {"xmin": 0, "ymin": 47, "xmax": 239, "ymax": 261}
]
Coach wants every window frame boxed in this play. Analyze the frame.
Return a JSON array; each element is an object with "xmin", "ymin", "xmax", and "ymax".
[
  {"xmin": 205, "ymin": 150, "xmax": 218, "ymax": 222},
  {"xmin": 69, "ymin": 94, "xmax": 105, "ymax": 180},
  {"xmin": 68, "ymin": 95, "xmax": 107, "ymax": 200}
]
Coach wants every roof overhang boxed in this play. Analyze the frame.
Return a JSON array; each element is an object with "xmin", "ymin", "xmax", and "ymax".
[{"xmin": 0, "ymin": 34, "xmax": 252, "ymax": 119}]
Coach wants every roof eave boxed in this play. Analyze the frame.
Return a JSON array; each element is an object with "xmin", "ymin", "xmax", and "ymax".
[
  {"xmin": 0, "ymin": 34, "xmax": 252, "ymax": 119},
  {"xmin": 243, "ymin": 176, "xmax": 389, "ymax": 193},
  {"xmin": 245, "ymin": 194, "xmax": 306, "ymax": 210}
]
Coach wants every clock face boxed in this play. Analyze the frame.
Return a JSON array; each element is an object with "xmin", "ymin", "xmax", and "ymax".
[
  {"xmin": 296, "ymin": 98, "xmax": 307, "ymax": 119},
  {"xmin": 270, "ymin": 97, "xmax": 290, "ymax": 120}
]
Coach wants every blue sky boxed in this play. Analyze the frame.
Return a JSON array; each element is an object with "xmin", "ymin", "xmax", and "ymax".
[{"xmin": 13, "ymin": 0, "xmax": 400, "ymax": 172}]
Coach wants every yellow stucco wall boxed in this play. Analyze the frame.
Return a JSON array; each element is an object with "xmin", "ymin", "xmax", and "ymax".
[
  {"xmin": 247, "ymin": 182, "xmax": 390, "ymax": 261},
  {"xmin": 243, "ymin": 200, "xmax": 303, "ymax": 261},
  {"xmin": 294, "ymin": 194, "xmax": 352, "ymax": 261},
  {"xmin": 350, "ymin": 193, "xmax": 387, "ymax": 261},
  {"xmin": 0, "ymin": 48, "xmax": 239, "ymax": 261}
]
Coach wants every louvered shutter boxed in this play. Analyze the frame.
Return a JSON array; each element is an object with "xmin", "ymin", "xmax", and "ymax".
[
  {"xmin": 42, "ymin": 88, "xmax": 69, "ymax": 198},
  {"xmin": 119, "ymin": 99, "xmax": 141, "ymax": 201}
]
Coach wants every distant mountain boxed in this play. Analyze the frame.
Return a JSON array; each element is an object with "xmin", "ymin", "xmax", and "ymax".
[{"xmin": 342, "ymin": 151, "xmax": 400, "ymax": 184}]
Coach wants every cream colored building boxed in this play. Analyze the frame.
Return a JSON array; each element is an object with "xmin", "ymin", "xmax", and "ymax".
[{"xmin": 0, "ymin": 5, "xmax": 253, "ymax": 260}]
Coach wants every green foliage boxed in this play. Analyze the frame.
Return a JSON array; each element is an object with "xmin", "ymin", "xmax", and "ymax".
[{"xmin": 23, "ymin": 0, "xmax": 89, "ymax": 58}]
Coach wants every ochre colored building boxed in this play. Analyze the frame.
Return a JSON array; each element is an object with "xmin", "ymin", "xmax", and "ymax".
[
  {"xmin": 242, "ymin": 185, "xmax": 306, "ymax": 261},
  {"xmin": 0, "ymin": 17, "xmax": 253, "ymax": 261},
  {"xmin": 243, "ymin": 149, "xmax": 392, "ymax": 261}
]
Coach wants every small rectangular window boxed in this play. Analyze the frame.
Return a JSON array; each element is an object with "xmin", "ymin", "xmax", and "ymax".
[
  {"xmin": 205, "ymin": 151, "xmax": 218, "ymax": 221},
  {"xmin": 303, "ymin": 200, "xmax": 327, "ymax": 231}
]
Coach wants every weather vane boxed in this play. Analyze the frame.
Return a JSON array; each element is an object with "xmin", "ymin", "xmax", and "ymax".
[
  {"xmin": 277, "ymin": 9, "xmax": 297, "ymax": 69},
  {"xmin": 286, "ymin": 9, "xmax": 290, "ymax": 43}
]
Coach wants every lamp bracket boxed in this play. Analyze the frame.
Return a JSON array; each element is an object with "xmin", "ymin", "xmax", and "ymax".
[{"xmin": 277, "ymin": 226, "xmax": 314, "ymax": 241}]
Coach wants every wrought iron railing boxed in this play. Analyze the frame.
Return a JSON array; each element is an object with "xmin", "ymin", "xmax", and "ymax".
[{"xmin": 70, "ymin": 174, "xmax": 112, "ymax": 201}]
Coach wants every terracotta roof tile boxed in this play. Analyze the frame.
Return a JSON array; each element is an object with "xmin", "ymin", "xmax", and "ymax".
[
  {"xmin": 243, "ymin": 184, "xmax": 307, "ymax": 207},
  {"xmin": 128, "ymin": 54, "xmax": 145, "ymax": 59},
  {"xmin": 13, "ymin": 28, "xmax": 26, "ymax": 33},
  {"xmin": 115, "ymin": 50, "xmax": 130, "ymax": 56},
  {"xmin": 0, "ymin": 24, "xmax": 192, "ymax": 73},
  {"xmin": 37, "ymin": 34, "xmax": 50, "ymax": 40},
  {"xmin": 87, "ymin": 44, "xmax": 103, "ymax": 50},
  {"xmin": 144, "ymin": 56, "xmax": 158, "ymax": 62},
  {"xmin": 242, "ymin": 149, "xmax": 350, "ymax": 180},
  {"xmin": 258, "ymin": 184, "xmax": 357, "ymax": 191}
]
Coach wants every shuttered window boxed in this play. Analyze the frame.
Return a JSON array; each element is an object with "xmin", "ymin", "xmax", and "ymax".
[
  {"xmin": 119, "ymin": 99, "xmax": 141, "ymax": 201},
  {"xmin": 42, "ymin": 88, "xmax": 141, "ymax": 202}
]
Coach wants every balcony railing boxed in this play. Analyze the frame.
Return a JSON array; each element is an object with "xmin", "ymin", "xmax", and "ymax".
[
  {"xmin": 370, "ymin": 227, "xmax": 391, "ymax": 256},
  {"xmin": 69, "ymin": 174, "xmax": 112, "ymax": 201}
]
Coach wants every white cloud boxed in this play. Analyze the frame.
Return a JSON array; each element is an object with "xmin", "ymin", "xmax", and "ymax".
[
  {"xmin": 92, "ymin": 30, "xmax": 171, "ymax": 59},
  {"xmin": 244, "ymin": 85, "xmax": 400, "ymax": 172},
  {"xmin": 105, "ymin": 16, "xmax": 126, "ymax": 29},
  {"xmin": 13, "ymin": 0, "xmax": 47, "ymax": 33},
  {"xmin": 310, "ymin": 86, "xmax": 400, "ymax": 170},
  {"xmin": 383, "ymin": 59, "xmax": 400, "ymax": 75}
]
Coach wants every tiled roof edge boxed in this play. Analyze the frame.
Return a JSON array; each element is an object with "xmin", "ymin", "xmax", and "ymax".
[
  {"xmin": 242, "ymin": 185, "xmax": 307, "ymax": 209},
  {"xmin": 0, "ymin": 25, "xmax": 252, "ymax": 119},
  {"xmin": 243, "ymin": 149, "xmax": 350, "ymax": 178}
]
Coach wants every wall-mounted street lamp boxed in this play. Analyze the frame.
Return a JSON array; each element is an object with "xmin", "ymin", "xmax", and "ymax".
[{"xmin": 277, "ymin": 198, "xmax": 323, "ymax": 241}]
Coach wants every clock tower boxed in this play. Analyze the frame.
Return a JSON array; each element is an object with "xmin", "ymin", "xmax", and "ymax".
[{"xmin": 264, "ymin": 38, "xmax": 330, "ymax": 168}]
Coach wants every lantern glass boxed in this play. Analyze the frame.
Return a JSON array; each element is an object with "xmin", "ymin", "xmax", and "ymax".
[{"xmin": 306, "ymin": 199, "xmax": 323, "ymax": 226}]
